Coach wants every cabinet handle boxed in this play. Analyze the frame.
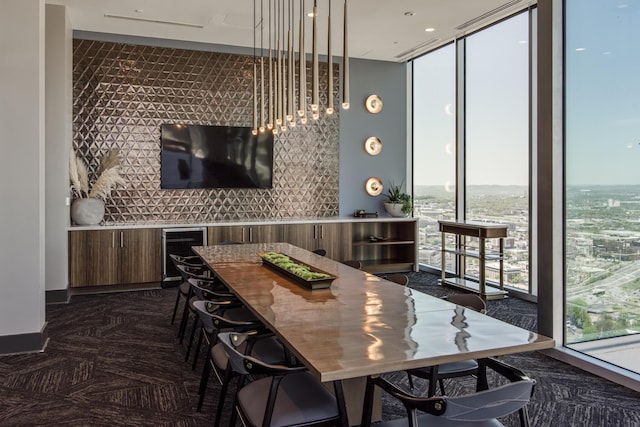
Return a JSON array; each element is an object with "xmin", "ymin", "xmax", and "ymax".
[
  {"xmin": 241, "ymin": 227, "xmax": 245, "ymax": 243},
  {"xmin": 320, "ymin": 225, "xmax": 324, "ymax": 239},
  {"xmin": 120, "ymin": 231, "xmax": 124, "ymax": 248},
  {"xmin": 248, "ymin": 227, "xmax": 253, "ymax": 242},
  {"xmin": 112, "ymin": 231, "xmax": 115, "ymax": 248},
  {"xmin": 313, "ymin": 225, "xmax": 317, "ymax": 239}
]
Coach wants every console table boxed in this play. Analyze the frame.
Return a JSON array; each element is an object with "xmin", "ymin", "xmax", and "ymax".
[{"xmin": 438, "ymin": 220, "xmax": 508, "ymax": 300}]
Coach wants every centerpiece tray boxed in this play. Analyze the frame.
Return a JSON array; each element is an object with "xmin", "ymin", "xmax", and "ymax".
[{"xmin": 258, "ymin": 252, "xmax": 337, "ymax": 290}]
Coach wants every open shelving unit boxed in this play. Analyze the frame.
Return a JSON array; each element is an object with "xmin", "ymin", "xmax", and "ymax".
[{"xmin": 351, "ymin": 219, "xmax": 418, "ymax": 273}]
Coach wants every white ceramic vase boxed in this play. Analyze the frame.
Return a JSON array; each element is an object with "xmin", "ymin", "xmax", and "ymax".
[
  {"xmin": 384, "ymin": 202, "xmax": 406, "ymax": 217},
  {"xmin": 71, "ymin": 198, "xmax": 105, "ymax": 225}
]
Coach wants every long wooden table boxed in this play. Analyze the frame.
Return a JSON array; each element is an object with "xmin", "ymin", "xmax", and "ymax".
[{"xmin": 193, "ymin": 242, "xmax": 554, "ymax": 423}]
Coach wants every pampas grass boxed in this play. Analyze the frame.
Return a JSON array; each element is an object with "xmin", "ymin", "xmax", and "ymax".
[{"xmin": 69, "ymin": 148, "xmax": 125, "ymax": 200}]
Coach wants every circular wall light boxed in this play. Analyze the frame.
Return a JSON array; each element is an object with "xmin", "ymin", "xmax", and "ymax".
[
  {"xmin": 365, "ymin": 95, "xmax": 383, "ymax": 114},
  {"xmin": 365, "ymin": 177, "xmax": 383, "ymax": 196},
  {"xmin": 364, "ymin": 136, "xmax": 382, "ymax": 155}
]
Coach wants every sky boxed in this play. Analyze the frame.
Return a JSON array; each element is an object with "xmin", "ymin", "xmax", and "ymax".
[{"xmin": 413, "ymin": 2, "xmax": 640, "ymax": 188}]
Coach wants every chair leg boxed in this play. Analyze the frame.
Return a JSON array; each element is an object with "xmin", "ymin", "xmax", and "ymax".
[
  {"xmin": 438, "ymin": 378, "xmax": 446, "ymax": 396},
  {"xmin": 333, "ymin": 380, "xmax": 349, "ymax": 427},
  {"xmin": 406, "ymin": 371, "xmax": 415, "ymax": 389},
  {"xmin": 214, "ymin": 365, "xmax": 235, "ymax": 427},
  {"xmin": 185, "ymin": 317, "xmax": 199, "ymax": 362},
  {"xmin": 427, "ymin": 366, "xmax": 439, "ymax": 397},
  {"xmin": 178, "ymin": 304, "xmax": 191, "ymax": 343},
  {"xmin": 192, "ymin": 330, "xmax": 205, "ymax": 370},
  {"xmin": 197, "ymin": 358, "xmax": 212, "ymax": 412},
  {"xmin": 361, "ymin": 376, "xmax": 376, "ymax": 427},
  {"xmin": 171, "ymin": 291, "xmax": 182, "ymax": 325}
]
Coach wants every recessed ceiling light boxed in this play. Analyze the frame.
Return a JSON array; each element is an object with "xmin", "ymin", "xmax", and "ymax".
[
  {"xmin": 307, "ymin": 11, "xmax": 315, "ymax": 17},
  {"xmin": 425, "ymin": 27, "xmax": 435, "ymax": 32},
  {"xmin": 575, "ymin": 47, "xmax": 586, "ymax": 52},
  {"xmin": 404, "ymin": 11, "xmax": 416, "ymax": 17},
  {"xmin": 617, "ymin": 3, "xmax": 629, "ymax": 8}
]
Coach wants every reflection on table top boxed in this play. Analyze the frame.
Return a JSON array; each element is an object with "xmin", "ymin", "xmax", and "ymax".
[{"xmin": 192, "ymin": 242, "xmax": 555, "ymax": 382}]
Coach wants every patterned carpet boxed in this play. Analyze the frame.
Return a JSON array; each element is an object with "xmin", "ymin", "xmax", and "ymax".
[{"xmin": 0, "ymin": 272, "xmax": 639, "ymax": 426}]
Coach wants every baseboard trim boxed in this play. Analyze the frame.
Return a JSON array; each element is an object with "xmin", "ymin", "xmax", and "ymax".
[
  {"xmin": 46, "ymin": 289, "xmax": 69, "ymax": 304},
  {"xmin": 0, "ymin": 322, "xmax": 49, "ymax": 355},
  {"xmin": 541, "ymin": 347, "xmax": 640, "ymax": 393}
]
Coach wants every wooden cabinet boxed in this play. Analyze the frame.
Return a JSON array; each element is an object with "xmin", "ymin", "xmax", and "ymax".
[
  {"xmin": 283, "ymin": 223, "xmax": 348, "ymax": 261},
  {"xmin": 208, "ymin": 224, "xmax": 283, "ymax": 244},
  {"xmin": 69, "ymin": 228, "xmax": 162, "ymax": 287},
  {"xmin": 350, "ymin": 219, "xmax": 418, "ymax": 273}
]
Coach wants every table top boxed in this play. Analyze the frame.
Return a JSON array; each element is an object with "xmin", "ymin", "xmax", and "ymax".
[
  {"xmin": 193, "ymin": 242, "xmax": 554, "ymax": 382},
  {"xmin": 438, "ymin": 220, "xmax": 508, "ymax": 238}
]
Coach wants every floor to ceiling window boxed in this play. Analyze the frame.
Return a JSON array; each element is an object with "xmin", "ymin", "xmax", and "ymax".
[
  {"xmin": 413, "ymin": 10, "xmax": 533, "ymax": 295},
  {"xmin": 413, "ymin": 44, "xmax": 456, "ymax": 270},
  {"xmin": 465, "ymin": 13, "xmax": 531, "ymax": 292},
  {"xmin": 565, "ymin": 0, "xmax": 640, "ymax": 374}
]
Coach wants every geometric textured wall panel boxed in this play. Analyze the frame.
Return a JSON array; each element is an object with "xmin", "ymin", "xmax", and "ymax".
[{"xmin": 73, "ymin": 39, "xmax": 339, "ymax": 224}]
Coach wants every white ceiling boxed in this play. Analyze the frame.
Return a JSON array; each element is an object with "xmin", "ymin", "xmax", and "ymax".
[{"xmin": 47, "ymin": 0, "xmax": 534, "ymax": 62}]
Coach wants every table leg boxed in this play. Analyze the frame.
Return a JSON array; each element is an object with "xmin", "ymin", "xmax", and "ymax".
[
  {"xmin": 328, "ymin": 377, "xmax": 381, "ymax": 426},
  {"xmin": 479, "ymin": 237, "xmax": 486, "ymax": 298}
]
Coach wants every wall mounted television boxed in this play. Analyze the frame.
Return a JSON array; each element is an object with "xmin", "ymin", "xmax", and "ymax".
[{"xmin": 160, "ymin": 124, "xmax": 273, "ymax": 189}]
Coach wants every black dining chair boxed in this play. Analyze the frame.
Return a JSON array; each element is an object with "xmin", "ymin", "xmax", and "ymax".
[
  {"xmin": 406, "ymin": 293, "xmax": 487, "ymax": 396},
  {"xmin": 385, "ymin": 273, "xmax": 409, "ymax": 286},
  {"xmin": 312, "ymin": 248, "xmax": 327, "ymax": 256},
  {"xmin": 219, "ymin": 331, "xmax": 349, "ymax": 427},
  {"xmin": 362, "ymin": 358, "xmax": 536, "ymax": 427},
  {"xmin": 342, "ymin": 259, "xmax": 362, "ymax": 269},
  {"xmin": 168, "ymin": 253, "xmax": 207, "ymax": 325}
]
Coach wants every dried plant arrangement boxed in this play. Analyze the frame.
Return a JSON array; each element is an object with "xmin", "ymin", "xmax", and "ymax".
[{"xmin": 69, "ymin": 148, "xmax": 125, "ymax": 200}]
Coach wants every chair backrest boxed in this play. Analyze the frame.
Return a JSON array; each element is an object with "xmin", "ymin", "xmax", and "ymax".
[
  {"xmin": 192, "ymin": 300, "xmax": 257, "ymax": 334},
  {"xmin": 312, "ymin": 248, "xmax": 327, "ymax": 256},
  {"xmin": 218, "ymin": 331, "xmax": 251, "ymax": 375},
  {"xmin": 342, "ymin": 260, "xmax": 362, "ymax": 269},
  {"xmin": 386, "ymin": 273, "xmax": 409, "ymax": 286},
  {"xmin": 168, "ymin": 253, "xmax": 203, "ymax": 269},
  {"xmin": 176, "ymin": 263, "xmax": 214, "ymax": 282},
  {"xmin": 362, "ymin": 358, "xmax": 535, "ymax": 426},
  {"xmin": 446, "ymin": 293, "xmax": 487, "ymax": 314}
]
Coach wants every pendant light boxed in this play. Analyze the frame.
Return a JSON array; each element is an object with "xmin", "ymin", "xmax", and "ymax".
[
  {"xmin": 326, "ymin": 0, "xmax": 334, "ymax": 115},
  {"xmin": 341, "ymin": 0, "xmax": 350, "ymax": 109},
  {"xmin": 252, "ymin": 0, "xmax": 258, "ymax": 135},
  {"xmin": 267, "ymin": 0, "xmax": 274, "ymax": 130},
  {"xmin": 259, "ymin": 0, "xmax": 265, "ymax": 133},
  {"xmin": 287, "ymin": 0, "xmax": 295, "ymax": 125},
  {"xmin": 297, "ymin": 0, "xmax": 306, "ymax": 122},
  {"xmin": 310, "ymin": 0, "xmax": 319, "ymax": 114}
]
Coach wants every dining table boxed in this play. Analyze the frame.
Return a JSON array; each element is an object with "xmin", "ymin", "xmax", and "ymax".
[{"xmin": 192, "ymin": 242, "xmax": 555, "ymax": 425}]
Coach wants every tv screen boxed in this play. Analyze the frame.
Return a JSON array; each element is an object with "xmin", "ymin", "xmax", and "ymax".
[{"xmin": 160, "ymin": 124, "xmax": 273, "ymax": 189}]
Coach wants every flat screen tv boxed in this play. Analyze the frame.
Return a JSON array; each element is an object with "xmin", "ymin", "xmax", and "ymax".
[{"xmin": 160, "ymin": 124, "xmax": 273, "ymax": 189}]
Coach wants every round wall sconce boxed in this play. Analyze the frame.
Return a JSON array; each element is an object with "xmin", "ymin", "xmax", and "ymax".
[
  {"xmin": 365, "ymin": 95, "xmax": 383, "ymax": 114},
  {"xmin": 364, "ymin": 136, "xmax": 382, "ymax": 155},
  {"xmin": 365, "ymin": 177, "xmax": 383, "ymax": 196}
]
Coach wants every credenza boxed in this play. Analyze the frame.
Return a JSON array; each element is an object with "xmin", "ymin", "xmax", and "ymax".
[{"xmin": 68, "ymin": 217, "xmax": 418, "ymax": 288}]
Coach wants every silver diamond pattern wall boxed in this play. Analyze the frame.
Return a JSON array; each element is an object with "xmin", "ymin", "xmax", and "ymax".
[{"xmin": 73, "ymin": 39, "xmax": 340, "ymax": 224}]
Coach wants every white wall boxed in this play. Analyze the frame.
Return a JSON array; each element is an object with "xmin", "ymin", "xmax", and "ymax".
[
  {"xmin": 0, "ymin": 0, "xmax": 46, "ymax": 339},
  {"xmin": 45, "ymin": 4, "xmax": 71, "ymax": 293}
]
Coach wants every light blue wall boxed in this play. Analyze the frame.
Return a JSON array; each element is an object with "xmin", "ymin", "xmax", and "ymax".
[{"xmin": 339, "ymin": 58, "xmax": 408, "ymax": 216}]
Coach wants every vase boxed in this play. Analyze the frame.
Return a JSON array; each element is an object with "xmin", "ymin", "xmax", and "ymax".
[
  {"xmin": 71, "ymin": 198, "xmax": 105, "ymax": 225},
  {"xmin": 384, "ymin": 202, "xmax": 406, "ymax": 217}
]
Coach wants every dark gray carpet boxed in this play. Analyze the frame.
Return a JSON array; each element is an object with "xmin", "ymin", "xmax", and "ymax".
[{"xmin": 0, "ymin": 272, "xmax": 638, "ymax": 426}]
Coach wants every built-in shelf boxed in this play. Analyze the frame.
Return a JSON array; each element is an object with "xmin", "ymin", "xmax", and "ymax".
[{"xmin": 351, "ymin": 219, "xmax": 418, "ymax": 273}]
